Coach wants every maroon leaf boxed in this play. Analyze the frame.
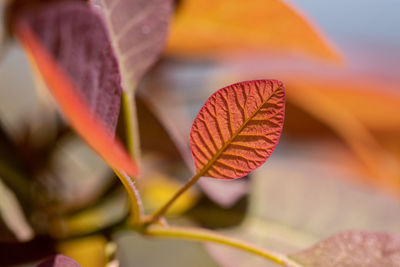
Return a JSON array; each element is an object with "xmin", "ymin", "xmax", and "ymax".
[
  {"xmin": 17, "ymin": 1, "xmax": 122, "ymax": 132},
  {"xmin": 37, "ymin": 254, "xmax": 81, "ymax": 267},
  {"xmin": 15, "ymin": 22, "xmax": 138, "ymax": 176},
  {"xmin": 290, "ymin": 231, "xmax": 400, "ymax": 267},
  {"xmin": 91, "ymin": 0, "xmax": 174, "ymax": 90}
]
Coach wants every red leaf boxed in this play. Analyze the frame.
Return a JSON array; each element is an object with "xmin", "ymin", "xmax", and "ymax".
[
  {"xmin": 190, "ymin": 80, "xmax": 285, "ymax": 179},
  {"xmin": 15, "ymin": 22, "xmax": 138, "ymax": 177}
]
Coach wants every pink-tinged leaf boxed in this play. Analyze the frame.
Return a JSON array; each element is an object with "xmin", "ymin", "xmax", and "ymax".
[
  {"xmin": 15, "ymin": 1, "xmax": 122, "ymax": 132},
  {"xmin": 198, "ymin": 178, "xmax": 248, "ymax": 207},
  {"xmin": 92, "ymin": 0, "xmax": 173, "ymax": 90},
  {"xmin": 15, "ymin": 22, "xmax": 138, "ymax": 177},
  {"xmin": 37, "ymin": 254, "xmax": 81, "ymax": 267},
  {"xmin": 290, "ymin": 231, "xmax": 400, "ymax": 267},
  {"xmin": 190, "ymin": 80, "xmax": 285, "ymax": 179}
]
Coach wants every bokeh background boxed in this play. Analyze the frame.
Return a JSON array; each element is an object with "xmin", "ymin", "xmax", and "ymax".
[{"xmin": 1, "ymin": 0, "xmax": 400, "ymax": 266}]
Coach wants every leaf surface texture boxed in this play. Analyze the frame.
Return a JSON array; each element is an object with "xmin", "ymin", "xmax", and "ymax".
[{"xmin": 190, "ymin": 80, "xmax": 285, "ymax": 179}]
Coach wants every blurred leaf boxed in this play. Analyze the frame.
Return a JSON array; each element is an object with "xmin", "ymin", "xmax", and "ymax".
[
  {"xmin": 167, "ymin": 0, "xmax": 341, "ymax": 63},
  {"xmin": 141, "ymin": 172, "xmax": 199, "ymax": 216},
  {"xmin": 290, "ymin": 231, "xmax": 400, "ymax": 267},
  {"xmin": 37, "ymin": 254, "xmax": 82, "ymax": 267},
  {"xmin": 58, "ymin": 235, "xmax": 107, "ymax": 267},
  {"xmin": 0, "ymin": 120, "xmax": 32, "ymax": 205},
  {"xmin": 0, "ymin": 178, "xmax": 33, "ymax": 242},
  {"xmin": 92, "ymin": 0, "xmax": 173, "ymax": 91},
  {"xmin": 197, "ymin": 178, "xmax": 248, "ymax": 208},
  {"xmin": 50, "ymin": 135, "xmax": 111, "ymax": 213},
  {"xmin": 206, "ymin": 142, "xmax": 400, "ymax": 266},
  {"xmin": 186, "ymin": 192, "xmax": 247, "ymax": 229},
  {"xmin": 0, "ymin": 0, "xmax": 6, "ymax": 58},
  {"xmin": 137, "ymin": 94, "xmax": 192, "ymax": 165},
  {"xmin": 15, "ymin": 20, "xmax": 138, "ymax": 177},
  {"xmin": 0, "ymin": 235, "xmax": 56, "ymax": 265},
  {"xmin": 115, "ymin": 230, "xmax": 219, "ymax": 267},
  {"xmin": 190, "ymin": 80, "xmax": 285, "ymax": 179},
  {"xmin": 322, "ymin": 84, "xmax": 400, "ymax": 133},
  {"xmin": 51, "ymin": 188, "xmax": 128, "ymax": 239},
  {"xmin": 15, "ymin": 1, "xmax": 123, "ymax": 132},
  {"xmin": 285, "ymin": 76, "xmax": 400, "ymax": 195}
]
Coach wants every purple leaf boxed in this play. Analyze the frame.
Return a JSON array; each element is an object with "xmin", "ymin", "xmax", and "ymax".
[
  {"xmin": 37, "ymin": 254, "xmax": 81, "ymax": 267},
  {"xmin": 290, "ymin": 231, "xmax": 400, "ymax": 267},
  {"xmin": 92, "ymin": 0, "xmax": 173, "ymax": 90},
  {"xmin": 18, "ymin": 1, "xmax": 122, "ymax": 132}
]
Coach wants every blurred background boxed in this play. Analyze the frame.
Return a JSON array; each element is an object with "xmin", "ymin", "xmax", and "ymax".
[{"xmin": 0, "ymin": 0, "xmax": 400, "ymax": 266}]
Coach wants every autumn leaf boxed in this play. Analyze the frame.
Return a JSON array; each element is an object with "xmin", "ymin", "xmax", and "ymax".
[
  {"xmin": 14, "ymin": 22, "xmax": 138, "ymax": 177},
  {"xmin": 92, "ymin": 0, "xmax": 173, "ymax": 91},
  {"xmin": 167, "ymin": 0, "xmax": 341, "ymax": 63},
  {"xmin": 284, "ymin": 75, "xmax": 400, "ymax": 195},
  {"xmin": 190, "ymin": 80, "xmax": 285, "ymax": 179},
  {"xmin": 16, "ymin": 1, "xmax": 123, "ymax": 132},
  {"xmin": 289, "ymin": 231, "xmax": 400, "ymax": 267}
]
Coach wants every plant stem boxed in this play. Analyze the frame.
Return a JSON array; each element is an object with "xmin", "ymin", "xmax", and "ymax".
[
  {"xmin": 143, "ymin": 225, "xmax": 301, "ymax": 267},
  {"xmin": 147, "ymin": 172, "xmax": 202, "ymax": 224},
  {"xmin": 122, "ymin": 91, "xmax": 141, "ymax": 163},
  {"xmin": 113, "ymin": 169, "xmax": 143, "ymax": 226},
  {"xmin": 117, "ymin": 90, "xmax": 143, "ymax": 225}
]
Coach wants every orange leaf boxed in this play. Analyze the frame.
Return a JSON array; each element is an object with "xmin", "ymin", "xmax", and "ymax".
[
  {"xmin": 285, "ymin": 76, "xmax": 400, "ymax": 194},
  {"xmin": 190, "ymin": 80, "xmax": 285, "ymax": 179},
  {"xmin": 15, "ymin": 22, "xmax": 138, "ymax": 177},
  {"xmin": 167, "ymin": 0, "xmax": 341, "ymax": 63}
]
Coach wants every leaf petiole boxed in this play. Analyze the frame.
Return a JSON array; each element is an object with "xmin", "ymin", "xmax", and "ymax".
[{"xmin": 146, "ymin": 172, "xmax": 202, "ymax": 225}]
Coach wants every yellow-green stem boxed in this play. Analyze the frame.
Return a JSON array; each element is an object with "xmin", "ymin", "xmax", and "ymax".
[
  {"xmin": 122, "ymin": 91, "xmax": 141, "ymax": 163},
  {"xmin": 118, "ymin": 90, "xmax": 143, "ymax": 225},
  {"xmin": 113, "ymin": 169, "xmax": 143, "ymax": 226},
  {"xmin": 144, "ymin": 225, "xmax": 301, "ymax": 267},
  {"xmin": 147, "ymin": 172, "xmax": 202, "ymax": 224}
]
